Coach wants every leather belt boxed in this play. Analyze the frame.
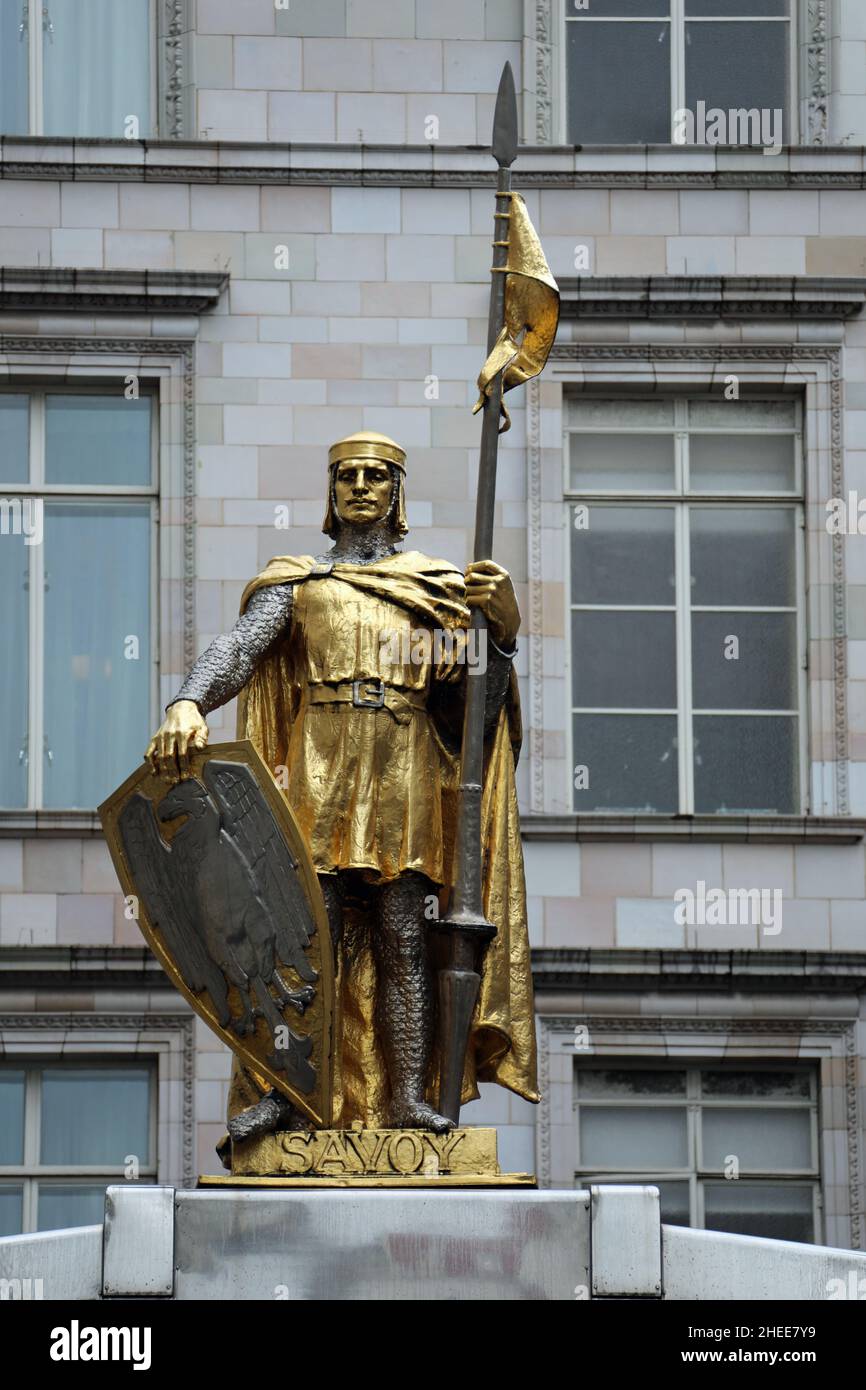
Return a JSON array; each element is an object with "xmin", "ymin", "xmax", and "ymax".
[{"xmin": 306, "ymin": 679, "xmax": 427, "ymax": 723}]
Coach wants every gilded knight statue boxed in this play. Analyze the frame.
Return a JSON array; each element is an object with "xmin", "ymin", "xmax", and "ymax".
[{"xmin": 146, "ymin": 430, "xmax": 538, "ymax": 1147}]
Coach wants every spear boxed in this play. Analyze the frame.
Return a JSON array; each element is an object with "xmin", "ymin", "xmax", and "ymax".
[{"xmin": 436, "ymin": 62, "xmax": 519, "ymax": 1125}]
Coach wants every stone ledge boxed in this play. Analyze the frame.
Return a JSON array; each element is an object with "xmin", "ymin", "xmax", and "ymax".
[
  {"xmin": 532, "ymin": 947, "xmax": 866, "ymax": 993},
  {"xmin": 558, "ymin": 275, "xmax": 866, "ymax": 321},
  {"xmin": 1, "ymin": 138, "xmax": 865, "ymax": 188},
  {"xmin": 521, "ymin": 814, "xmax": 866, "ymax": 844},
  {"xmin": 0, "ymin": 268, "xmax": 227, "ymax": 315}
]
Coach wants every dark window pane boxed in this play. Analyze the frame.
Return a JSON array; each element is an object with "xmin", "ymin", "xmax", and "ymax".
[
  {"xmin": 43, "ymin": 502, "xmax": 151, "ymax": 810},
  {"xmin": 703, "ymin": 1183, "xmax": 814, "ymax": 1243},
  {"xmin": 45, "ymin": 395, "xmax": 152, "ymax": 486},
  {"xmin": 573, "ymin": 611, "xmax": 677, "ymax": 708},
  {"xmin": 568, "ymin": 0, "xmax": 669, "ymax": 13},
  {"xmin": 573, "ymin": 713, "xmax": 678, "ymax": 813},
  {"xmin": 37, "ymin": 1184, "xmax": 108, "ymax": 1232},
  {"xmin": 578, "ymin": 1068, "xmax": 687, "ymax": 1098},
  {"xmin": 568, "ymin": 22, "xmax": 670, "ymax": 143},
  {"xmin": 693, "ymin": 714, "xmax": 798, "ymax": 814},
  {"xmin": 572, "ymin": 506, "xmax": 676, "ymax": 605},
  {"xmin": 690, "ymin": 508, "xmax": 796, "ymax": 608},
  {"xmin": 570, "ymin": 432, "xmax": 676, "ymax": 490},
  {"xmin": 702, "ymin": 1108, "xmax": 812, "ymax": 1171},
  {"xmin": 702, "ymin": 1070, "xmax": 811, "ymax": 1100},
  {"xmin": 582, "ymin": 1106, "xmax": 688, "ymax": 1168},
  {"xmin": 40, "ymin": 1069, "xmax": 150, "ymax": 1166},
  {"xmin": 0, "ymin": 1185, "xmax": 23, "ymax": 1237},
  {"xmin": 0, "ymin": 0, "xmax": 28, "ymax": 134},
  {"xmin": 0, "ymin": 395, "xmax": 29, "ymax": 483},
  {"xmin": 691, "ymin": 612, "xmax": 798, "ymax": 711},
  {"xmin": 0, "ymin": 530, "xmax": 29, "ymax": 809},
  {"xmin": 0, "ymin": 1072, "xmax": 25, "ymax": 1164},
  {"xmin": 685, "ymin": 23, "xmax": 789, "ymax": 143},
  {"xmin": 686, "ymin": 0, "xmax": 788, "ymax": 14}
]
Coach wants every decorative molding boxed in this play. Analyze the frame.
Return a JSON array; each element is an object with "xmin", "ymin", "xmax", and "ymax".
[
  {"xmin": 537, "ymin": 1014, "xmax": 864, "ymax": 1248},
  {"xmin": 534, "ymin": 0, "xmax": 554, "ymax": 145},
  {"xmin": 557, "ymin": 276, "xmax": 866, "ymax": 322},
  {"xmin": 806, "ymin": 0, "xmax": 829, "ymax": 147},
  {"xmin": 0, "ymin": 1012, "xmax": 196, "ymax": 1189},
  {"xmin": 521, "ymin": 813, "xmax": 864, "ymax": 843},
  {"xmin": 532, "ymin": 948, "xmax": 866, "ymax": 994},
  {"xmin": 830, "ymin": 353, "xmax": 849, "ymax": 813},
  {"xmin": 2, "ymin": 141, "xmax": 866, "ymax": 190},
  {"xmin": 0, "ymin": 269, "xmax": 227, "ymax": 315},
  {"xmin": 161, "ymin": 0, "xmax": 188, "ymax": 140},
  {"xmin": 0, "ymin": 336, "xmax": 197, "ymax": 675},
  {"xmin": 546, "ymin": 342, "xmax": 848, "ymax": 817},
  {"xmin": 526, "ymin": 376, "xmax": 545, "ymax": 814}
]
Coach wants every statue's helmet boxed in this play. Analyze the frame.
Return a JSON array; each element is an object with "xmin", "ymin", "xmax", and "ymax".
[{"xmin": 322, "ymin": 430, "xmax": 408, "ymax": 539}]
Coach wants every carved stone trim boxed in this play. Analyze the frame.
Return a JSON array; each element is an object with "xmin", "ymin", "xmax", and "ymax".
[
  {"xmin": 0, "ymin": 1013, "xmax": 196, "ymax": 1188},
  {"xmin": 526, "ymin": 376, "xmax": 545, "ymax": 813},
  {"xmin": 160, "ymin": 0, "xmax": 190, "ymax": 140},
  {"xmin": 557, "ymin": 275, "xmax": 866, "ymax": 322},
  {"xmin": 805, "ymin": 0, "xmax": 829, "ymax": 147},
  {"xmin": 0, "ymin": 336, "xmax": 196, "ymax": 673},
  {"xmin": 0, "ymin": 268, "xmax": 227, "ymax": 314},
  {"xmin": 547, "ymin": 342, "xmax": 848, "ymax": 815},
  {"xmin": 533, "ymin": 0, "xmax": 554, "ymax": 145},
  {"xmin": 537, "ymin": 1014, "xmax": 863, "ymax": 1248}
]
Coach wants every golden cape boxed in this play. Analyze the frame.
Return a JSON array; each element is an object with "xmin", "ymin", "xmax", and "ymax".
[{"xmin": 230, "ymin": 551, "xmax": 539, "ymax": 1123}]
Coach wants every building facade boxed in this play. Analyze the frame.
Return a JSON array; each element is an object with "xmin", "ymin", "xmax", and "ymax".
[{"xmin": 1, "ymin": 0, "xmax": 865, "ymax": 1253}]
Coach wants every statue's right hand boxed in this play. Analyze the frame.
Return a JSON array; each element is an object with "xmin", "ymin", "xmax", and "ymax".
[{"xmin": 145, "ymin": 701, "xmax": 209, "ymax": 780}]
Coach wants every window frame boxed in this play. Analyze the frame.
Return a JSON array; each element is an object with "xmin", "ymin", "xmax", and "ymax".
[
  {"xmin": 12, "ymin": 0, "xmax": 158, "ymax": 138},
  {"xmin": 0, "ymin": 382, "xmax": 159, "ymax": 811},
  {"xmin": 559, "ymin": 0, "xmax": 799, "ymax": 146},
  {"xmin": 0, "ymin": 1058, "xmax": 158, "ymax": 1235},
  {"xmin": 563, "ymin": 392, "xmax": 809, "ymax": 817},
  {"xmin": 573, "ymin": 1058, "xmax": 822, "ymax": 1242}
]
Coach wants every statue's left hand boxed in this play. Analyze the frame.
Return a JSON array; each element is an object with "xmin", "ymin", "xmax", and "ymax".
[{"xmin": 464, "ymin": 560, "xmax": 520, "ymax": 648}]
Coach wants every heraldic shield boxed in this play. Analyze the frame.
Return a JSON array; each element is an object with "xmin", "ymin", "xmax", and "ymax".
[{"xmin": 99, "ymin": 741, "xmax": 334, "ymax": 1128}]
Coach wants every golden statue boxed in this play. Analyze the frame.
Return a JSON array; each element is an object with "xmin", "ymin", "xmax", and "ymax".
[{"xmin": 146, "ymin": 431, "xmax": 539, "ymax": 1156}]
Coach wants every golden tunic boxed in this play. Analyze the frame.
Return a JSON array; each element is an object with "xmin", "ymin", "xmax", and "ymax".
[{"xmin": 229, "ymin": 550, "xmax": 539, "ymax": 1125}]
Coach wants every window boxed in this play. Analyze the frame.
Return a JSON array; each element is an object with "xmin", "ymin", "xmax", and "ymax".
[
  {"xmin": 0, "ymin": 1062, "xmax": 155, "ymax": 1235},
  {"xmin": 574, "ymin": 1063, "xmax": 820, "ymax": 1242},
  {"xmin": 0, "ymin": 0, "xmax": 154, "ymax": 137},
  {"xmin": 566, "ymin": 395, "xmax": 804, "ymax": 815},
  {"xmin": 564, "ymin": 0, "xmax": 792, "ymax": 145},
  {"xmin": 0, "ymin": 388, "xmax": 156, "ymax": 810}
]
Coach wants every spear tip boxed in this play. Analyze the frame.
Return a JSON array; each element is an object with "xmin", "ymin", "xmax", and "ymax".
[{"xmin": 491, "ymin": 61, "xmax": 518, "ymax": 168}]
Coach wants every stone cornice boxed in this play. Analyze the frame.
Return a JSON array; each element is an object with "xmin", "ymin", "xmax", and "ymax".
[
  {"xmin": 0, "ymin": 268, "xmax": 227, "ymax": 314},
  {"xmin": 521, "ymin": 814, "xmax": 865, "ymax": 844},
  {"xmin": 2, "ymin": 137, "xmax": 866, "ymax": 188},
  {"xmin": 532, "ymin": 947, "xmax": 866, "ymax": 994},
  {"xmin": 558, "ymin": 275, "xmax": 866, "ymax": 321}
]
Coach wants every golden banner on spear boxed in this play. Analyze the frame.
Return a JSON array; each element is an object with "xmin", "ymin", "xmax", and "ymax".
[{"xmin": 472, "ymin": 190, "xmax": 560, "ymax": 432}]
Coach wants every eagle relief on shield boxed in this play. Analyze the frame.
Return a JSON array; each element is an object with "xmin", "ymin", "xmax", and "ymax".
[{"xmin": 99, "ymin": 741, "xmax": 334, "ymax": 1128}]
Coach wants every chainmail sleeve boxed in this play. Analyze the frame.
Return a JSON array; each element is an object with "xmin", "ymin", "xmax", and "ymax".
[
  {"xmin": 484, "ymin": 636, "xmax": 517, "ymax": 735},
  {"xmin": 167, "ymin": 582, "xmax": 294, "ymax": 716}
]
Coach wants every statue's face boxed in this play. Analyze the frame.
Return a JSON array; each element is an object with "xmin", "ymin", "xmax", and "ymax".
[{"xmin": 334, "ymin": 458, "xmax": 393, "ymax": 526}]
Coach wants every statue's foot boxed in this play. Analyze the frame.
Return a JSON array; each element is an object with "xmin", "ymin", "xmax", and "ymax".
[
  {"xmin": 389, "ymin": 1100, "xmax": 455, "ymax": 1134},
  {"xmin": 227, "ymin": 1091, "xmax": 297, "ymax": 1143}
]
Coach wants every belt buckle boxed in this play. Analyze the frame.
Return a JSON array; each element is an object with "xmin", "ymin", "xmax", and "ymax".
[{"xmin": 352, "ymin": 678, "xmax": 385, "ymax": 709}]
